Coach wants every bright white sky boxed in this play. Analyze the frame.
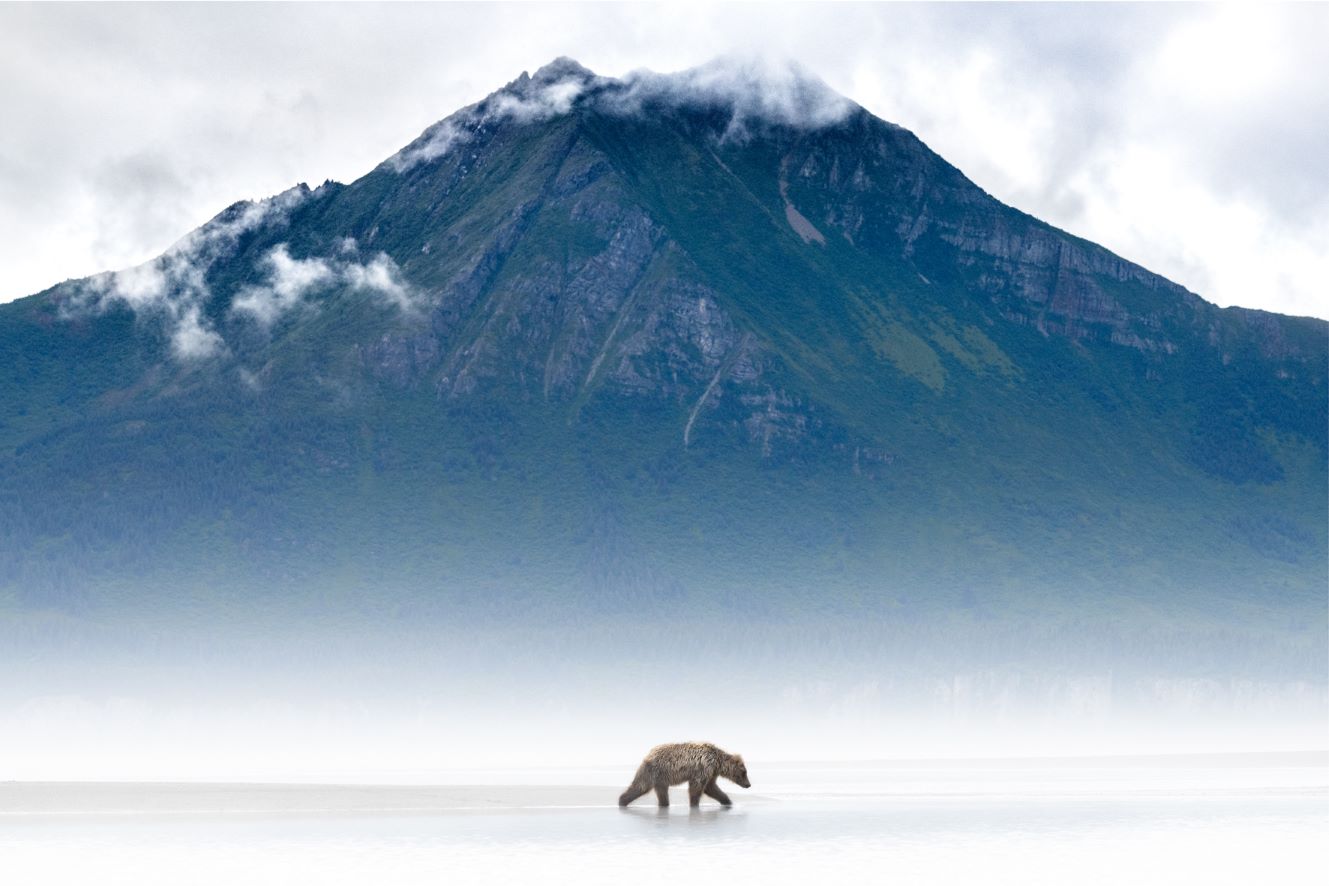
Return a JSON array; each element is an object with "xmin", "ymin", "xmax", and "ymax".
[{"xmin": 1, "ymin": 3, "xmax": 1325, "ymax": 318}]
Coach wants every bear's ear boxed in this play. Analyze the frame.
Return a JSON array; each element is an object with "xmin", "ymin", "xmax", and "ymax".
[{"xmin": 732, "ymin": 754, "xmax": 744, "ymax": 765}]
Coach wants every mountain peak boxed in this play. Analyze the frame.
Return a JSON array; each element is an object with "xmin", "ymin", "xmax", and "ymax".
[
  {"xmin": 613, "ymin": 56, "xmax": 855, "ymax": 130},
  {"xmin": 529, "ymin": 56, "xmax": 595, "ymax": 85},
  {"xmin": 388, "ymin": 56, "xmax": 859, "ymax": 172}
]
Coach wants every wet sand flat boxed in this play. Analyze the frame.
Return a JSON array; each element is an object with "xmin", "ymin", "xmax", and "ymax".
[
  {"xmin": 0, "ymin": 782, "xmax": 629, "ymax": 817},
  {"xmin": 2, "ymin": 756, "xmax": 1325, "ymax": 885}
]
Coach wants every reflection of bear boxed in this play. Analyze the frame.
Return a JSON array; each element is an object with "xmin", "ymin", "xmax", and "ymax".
[{"xmin": 618, "ymin": 742, "xmax": 751, "ymax": 807}]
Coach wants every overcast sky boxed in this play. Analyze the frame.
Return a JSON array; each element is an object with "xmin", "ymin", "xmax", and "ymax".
[{"xmin": 1, "ymin": 2, "xmax": 1325, "ymax": 319}]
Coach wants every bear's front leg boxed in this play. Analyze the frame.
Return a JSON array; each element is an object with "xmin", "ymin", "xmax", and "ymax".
[
  {"xmin": 688, "ymin": 779, "xmax": 706, "ymax": 807},
  {"xmin": 703, "ymin": 779, "xmax": 732, "ymax": 806},
  {"xmin": 654, "ymin": 783, "xmax": 670, "ymax": 807}
]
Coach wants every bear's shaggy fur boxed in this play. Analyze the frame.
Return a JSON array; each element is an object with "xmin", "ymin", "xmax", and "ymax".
[{"xmin": 618, "ymin": 742, "xmax": 751, "ymax": 807}]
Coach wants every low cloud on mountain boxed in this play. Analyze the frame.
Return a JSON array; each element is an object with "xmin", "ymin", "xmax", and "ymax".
[
  {"xmin": 69, "ymin": 187, "xmax": 310, "ymax": 358},
  {"xmin": 231, "ymin": 244, "xmax": 334, "ymax": 328},
  {"xmin": 608, "ymin": 57, "xmax": 854, "ymax": 139},
  {"xmin": 66, "ymin": 185, "xmax": 416, "ymax": 357},
  {"xmin": 233, "ymin": 243, "xmax": 417, "ymax": 325},
  {"xmin": 390, "ymin": 57, "xmax": 853, "ymax": 171}
]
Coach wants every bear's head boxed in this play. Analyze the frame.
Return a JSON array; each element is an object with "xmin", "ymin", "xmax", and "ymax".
[{"xmin": 726, "ymin": 754, "xmax": 751, "ymax": 788}]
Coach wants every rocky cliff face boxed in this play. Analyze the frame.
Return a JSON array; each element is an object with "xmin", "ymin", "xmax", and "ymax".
[{"xmin": 776, "ymin": 100, "xmax": 1321, "ymax": 368}]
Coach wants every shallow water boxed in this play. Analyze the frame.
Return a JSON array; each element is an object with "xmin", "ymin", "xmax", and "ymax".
[{"xmin": 4, "ymin": 755, "xmax": 1325, "ymax": 885}]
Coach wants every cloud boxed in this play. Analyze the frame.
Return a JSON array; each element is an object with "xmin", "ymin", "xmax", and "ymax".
[
  {"xmin": 389, "ymin": 56, "xmax": 852, "ymax": 170},
  {"xmin": 387, "ymin": 120, "xmax": 468, "ymax": 173},
  {"xmin": 493, "ymin": 74, "xmax": 587, "ymax": 123},
  {"xmin": 388, "ymin": 66, "xmax": 597, "ymax": 172},
  {"xmin": 68, "ymin": 185, "xmax": 310, "ymax": 358},
  {"xmin": 232, "ymin": 243, "xmax": 419, "ymax": 327},
  {"xmin": 96, "ymin": 262, "xmax": 167, "ymax": 308},
  {"xmin": 607, "ymin": 56, "xmax": 854, "ymax": 139},
  {"xmin": 231, "ymin": 245, "xmax": 333, "ymax": 327},
  {"xmin": 342, "ymin": 253, "xmax": 415, "ymax": 313},
  {"xmin": 171, "ymin": 304, "xmax": 225, "ymax": 360},
  {"xmin": 84, "ymin": 152, "xmax": 201, "ymax": 277}
]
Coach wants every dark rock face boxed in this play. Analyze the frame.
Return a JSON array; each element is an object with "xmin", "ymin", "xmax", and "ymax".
[{"xmin": 779, "ymin": 111, "xmax": 1318, "ymax": 369}]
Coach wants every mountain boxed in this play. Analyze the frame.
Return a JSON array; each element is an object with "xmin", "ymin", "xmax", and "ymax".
[{"xmin": 1, "ymin": 58, "xmax": 1325, "ymax": 703}]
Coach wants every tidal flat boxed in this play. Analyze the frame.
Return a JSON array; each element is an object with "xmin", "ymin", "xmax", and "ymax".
[{"xmin": 2, "ymin": 753, "xmax": 1324, "ymax": 885}]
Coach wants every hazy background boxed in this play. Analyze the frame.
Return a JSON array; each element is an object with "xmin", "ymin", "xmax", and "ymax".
[{"xmin": 1, "ymin": 2, "xmax": 1326, "ymax": 318}]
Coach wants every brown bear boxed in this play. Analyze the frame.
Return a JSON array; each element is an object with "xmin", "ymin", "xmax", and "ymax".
[{"xmin": 618, "ymin": 741, "xmax": 751, "ymax": 807}]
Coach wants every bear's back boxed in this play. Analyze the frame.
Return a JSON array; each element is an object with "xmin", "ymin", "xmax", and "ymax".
[{"xmin": 645, "ymin": 742, "xmax": 723, "ymax": 774}]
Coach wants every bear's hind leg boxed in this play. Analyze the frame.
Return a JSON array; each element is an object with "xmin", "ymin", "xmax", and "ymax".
[
  {"xmin": 703, "ymin": 779, "xmax": 732, "ymax": 806},
  {"xmin": 654, "ymin": 782, "xmax": 670, "ymax": 807},
  {"xmin": 619, "ymin": 764, "xmax": 653, "ymax": 807},
  {"xmin": 618, "ymin": 781, "xmax": 649, "ymax": 807},
  {"xmin": 688, "ymin": 779, "xmax": 706, "ymax": 807}
]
